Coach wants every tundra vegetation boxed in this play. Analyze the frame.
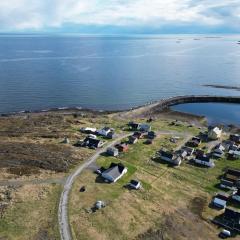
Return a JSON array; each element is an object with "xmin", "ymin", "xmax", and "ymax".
[{"xmin": 0, "ymin": 107, "xmax": 239, "ymax": 240}]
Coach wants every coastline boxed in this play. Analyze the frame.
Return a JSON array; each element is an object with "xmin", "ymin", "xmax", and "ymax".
[{"xmin": 1, "ymin": 94, "xmax": 240, "ymax": 117}]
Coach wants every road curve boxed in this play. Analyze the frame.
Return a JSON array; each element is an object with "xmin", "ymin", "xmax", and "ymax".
[
  {"xmin": 58, "ymin": 133, "xmax": 131, "ymax": 240},
  {"xmin": 58, "ymin": 130, "xmax": 193, "ymax": 240}
]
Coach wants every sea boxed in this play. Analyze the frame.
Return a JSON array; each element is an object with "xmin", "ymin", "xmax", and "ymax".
[{"xmin": 0, "ymin": 34, "xmax": 240, "ymax": 122}]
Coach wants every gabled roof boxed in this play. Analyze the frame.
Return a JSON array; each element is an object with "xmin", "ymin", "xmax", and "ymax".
[{"xmin": 102, "ymin": 163, "xmax": 126, "ymax": 180}]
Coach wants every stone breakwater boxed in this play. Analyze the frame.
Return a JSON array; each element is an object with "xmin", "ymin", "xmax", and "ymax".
[{"xmin": 148, "ymin": 95, "xmax": 240, "ymax": 113}]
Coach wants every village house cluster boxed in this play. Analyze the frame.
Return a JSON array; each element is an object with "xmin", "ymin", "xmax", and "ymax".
[{"xmin": 77, "ymin": 121, "xmax": 240, "ymax": 238}]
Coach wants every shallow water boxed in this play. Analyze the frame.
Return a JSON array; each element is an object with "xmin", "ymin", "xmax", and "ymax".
[
  {"xmin": 172, "ymin": 103, "xmax": 240, "ymax": 126},
  {"xmin": 0, "ymin": 34, "xmax": 240, "ymax": 113}
]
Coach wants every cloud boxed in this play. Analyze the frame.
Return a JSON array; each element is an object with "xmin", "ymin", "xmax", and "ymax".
[{"xmin": 0, "ymin": 0, "xmax": 239, "ymax": 32}]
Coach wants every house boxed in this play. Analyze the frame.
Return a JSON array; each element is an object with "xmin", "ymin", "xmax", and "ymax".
[
  {"xmin": 208, "ymin": 126, "xmax": 222, "ymax": 140},
  {"xmin": 128, "ymin": 136, "xmax": 138, "ymax": 144},
  {"xmin": 147, "ymin": 131, "xmax": 156, "ymax": 139},
  {"xmin": 80, "ymin": 127, "xmax": 97, "ymax": 134},
  {"xmin": 220, "ymin": 179, "xmax": 236, "ymax": 190},
  {"xmin": 97, "ymin": 127, "xmax": 114, "ymax": 137},
  {"xmin": 232, "ymin": 189, "xmax": 240, "ymax": 202},
  {"xmin": 212, "ymin": 192, "xmax": 229, "ymax": 209},
  {"xmin": 230, "ymin": 134, "xmax": 240, "ymax": 144},
  {"xmin": 223, "ymin": 208, "xmax": 240, "ymax": 225},
  {"xmin": 158, "ymin": 150, "xmax": 182, "ymax": 166},
  {"xmin": 222, "ymin": 140, "xmax": 236, "ymax": 151},
  {"xmin": 228, "ymin": 150, "xmax": 240, "ymax": 159},
  {"xmin": 115, "ymin": 143, "xmax": 129, "ymax": 152},
  {"xmin": 82, "ymin": 136, "xmax": 104, "ymax": 149},
  {"xmin": 133, "ymin": 131, "xmax": 144, "ymax": 139},
  {"xmin": 187, "ymin": 137, "xmax": 201, "ymax": 147},
  {"xmin": 193, "ymin": 155, "xmax": 215, "ymax": 167},
  {"xmin": 212, "ymin": 144, "xmax": 225, "ymax": 158},
  {"xmin": 101, "ymin": 163, "xmax": 127, "ymax": 183},
  {"xmin": 181, "ymin": 146, "xmax": 194, "ymax": 156},
  {"xmin": 128, "ymin": 122, "xmax": 139, "ymax": 130},
  {"xmin": 138, "ymin": 123, "xmax": 151, "ymax": 132},
  {"xmin": 106, "ymin": 147, "xmax": 119, "ymax": 157},
  {"xmin": 129, "ymin": 180, "xmax": 141, "ymax": 190}
]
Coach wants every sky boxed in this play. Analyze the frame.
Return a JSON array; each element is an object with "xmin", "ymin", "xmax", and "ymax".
[{"xmin": 0, "ymin": 0, "xmax": 240, "ymax": 34}]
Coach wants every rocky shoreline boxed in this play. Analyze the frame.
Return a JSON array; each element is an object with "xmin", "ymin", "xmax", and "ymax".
[{"xmin": 1, "ymin": 95, "xmax": 240, "ymax": 117}]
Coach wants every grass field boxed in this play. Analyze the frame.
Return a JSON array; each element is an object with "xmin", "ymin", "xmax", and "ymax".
[
  {"xmin": 69, "ymin": 125, "xmax": 240, "ymax": 240},
  {"xmin": 0, "ymin": 183, "xmax": 62, "ymax": 240}
]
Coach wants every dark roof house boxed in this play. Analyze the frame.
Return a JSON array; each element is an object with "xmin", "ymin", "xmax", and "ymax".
[{"xmin": 101, "ymin": 163, "xmax": 127, "ymax": 182}]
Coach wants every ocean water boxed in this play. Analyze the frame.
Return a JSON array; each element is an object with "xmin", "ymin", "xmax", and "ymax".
[
  {"xmin": 0, "ymin": 34, "xmax": 240, "ymax": 113},
  {"xmin": 172, "ymin": 103, "xmax": 240, "ymax": 126}
]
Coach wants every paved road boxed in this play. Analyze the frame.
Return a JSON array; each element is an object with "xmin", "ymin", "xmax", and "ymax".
[
  {"xmin": 58, "ymin": 133, "xmax": 131, "ymax": 240},
  {"xmin": 58, "ymin": 130, "xmax": 193, "ymax": 240}
]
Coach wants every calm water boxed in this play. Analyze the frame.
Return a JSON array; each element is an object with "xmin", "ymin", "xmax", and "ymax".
[
  {"xmin": 0, "ymin": 34, "xmax": 240, "ymax": 113},
  {"xmin": 173, "ymin": 103, "xmax": 240, "ymax": 126}
]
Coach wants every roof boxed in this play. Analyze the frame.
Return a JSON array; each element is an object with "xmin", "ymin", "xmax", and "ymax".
[
  {"xmin": 225, "ymin": 168, "xmax": 240, "ymax": 177},
  {"xmin": 130, "ymin": 179, "xmax": 140, "ymax": 186},
  {"xmin": 197, "ymin": 155, "xmax": 211, "ymax": 162},
  {"xmin": 224, "ymin": 208, "xmax": 240, "ymax": 220},
  {"xmin": 102, "ymin": 163, "xmax": 126, "ymax": 180},
  {"xmin": 160, "ymin": 150, "xmax": 173, "ymax": 159}
]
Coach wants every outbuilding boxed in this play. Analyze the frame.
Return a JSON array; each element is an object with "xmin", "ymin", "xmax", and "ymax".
[{"xmin": 106, "ymin": 147, "xmax": 119, "ymax": 157}]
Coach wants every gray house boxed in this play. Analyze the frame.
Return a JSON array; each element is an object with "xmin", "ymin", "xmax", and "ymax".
[
  {"xmin": 101, "ymin": 163, "xmax": 127, "ymax": 183},
  {"xmin": 106, "ymin": 147, "xmax": 119, "ymax": 157}
]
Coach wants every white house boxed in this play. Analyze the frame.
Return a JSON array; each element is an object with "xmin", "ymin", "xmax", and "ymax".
[
  {"xmin": 194, "ymin": 155, "xmax": 215, "ymax": 167},
  {"xmin": 101, "ymin": 163, "xmax": 127, "ymax": 183},
  {"xmin": 97, "ymin": 127, "xmax": 112, "ymax": 137},
  {"xmin": 81, "ymin": 127, "xmax": 97, "ymax": 134},
  {"xmin": 208, "ymin": 127, "xmax": 222, "ymax": 140}
]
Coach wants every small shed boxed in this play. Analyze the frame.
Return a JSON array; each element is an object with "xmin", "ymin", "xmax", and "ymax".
[
  {"xmin": 128, "ymin": 136, "xmax": 138, "ymax": 144},
  {"xmin": 106, "ymin": 147, "xmax": 119, "ymax": 157}
]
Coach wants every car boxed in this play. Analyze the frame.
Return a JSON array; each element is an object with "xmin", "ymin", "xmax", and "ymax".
[{"xmin": 219, "ymin": 229, "xmax": 231, "ymax": 239}]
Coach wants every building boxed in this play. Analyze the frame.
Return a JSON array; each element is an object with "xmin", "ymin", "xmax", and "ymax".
[
  {"xmin": 128, "ymin": 122, "xmax": 139, "ymax": 130},
  {"xmin": 106, "ymin": 147, "xmax": 119, "ymax": 157},
  {"xmin": 193, "ymin": 155, "xmax": 215, "ymax": 167},
  {"xmin": 101, "ymin": 163, "xmax": 127, "ymax": 183},
  {"xmin": 97, "ymin": 127, "xmax": 114, "ymax": 137},
  {"xmin": 187, "ymin": 137, "xmax": 201, "ymax": 147},
  {"xmin": 208, "ymin": 126, "xmax": 222, "ymax": 140},
  {"xmin": 212, "ymin": 144, "xmax": 225, "ymax": 158},
  {"xmin": 223, "ymin": 208, "xmax": 240, "ymax": 226},
  {"xmin": 158, "ymin": 150, "xmax": 182, "ymax": 166},
  {"xmin": 129, "ymin": 180, "xmax": 141, "ymax": 189},
  {"xmin": 230, "ymin": 134, "xmax": 240, "ymax": 144},
  {"xmin": 128, "ymin": 136, "xmax": 138, "ymax": 144},
  {"xmin": 220, "ymin": 179, "xmax": 235, "ymax": 190},
  {"xmin": 115, "ymin": 143, "xmax": 129, "ymax": 152},
  {"xmin": 212, "ymin": 192, "xmax": 229, "ymax": 209},
  {"xmin": 232, "ymin": 189, "xmax": 240, "ymax": 202},
  {"xmin": 133, "ymin": 131, "xmax": 144, "ymax": 139},
  {"xmin": 138, "ymin": 123, "xmax": 151, "ymax": 132},
  {"xmin": 181, "ymin": 146, "xmax": 194, "ymax": 156},
  {"xmin": 228, "ymin": 150, "xmax": 240, "ymax": 159},
  {"xmin": 82, "ymin": 136, "xmax": 104, "ymax": 148},
  {"xmin": 80, "ymin": 127, "xmax": 97, "ymax": 134}
]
